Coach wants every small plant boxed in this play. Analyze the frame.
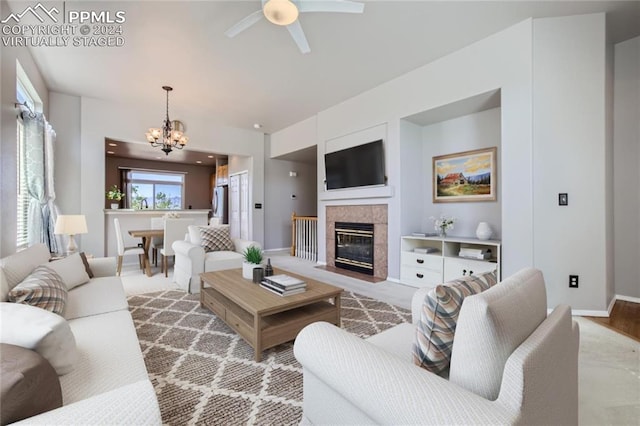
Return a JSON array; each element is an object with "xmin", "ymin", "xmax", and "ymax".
[
  {"xmin": 243, "ymin": 246, "xmax": 263, "ymax": 265},
  {"xmin": 106, "ymin": 185, "xmax": 125, "ymax": 201}
]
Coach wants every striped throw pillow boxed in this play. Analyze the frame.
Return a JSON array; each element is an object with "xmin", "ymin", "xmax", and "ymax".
[
  {"xmin": 199, "ymin": 226, "xmax": 235, "ymax": 252},
  {"xmin": 413, "ymin": 270, "xmax": 498, "ymax": 374},
  {"xmin": 8, "ymin": 265, "xmax": 68, "ymax": 316}
]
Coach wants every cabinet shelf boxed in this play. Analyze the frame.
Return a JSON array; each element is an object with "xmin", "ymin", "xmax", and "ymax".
[{"xmin": 401, "ymin": 235, "xmax": 501, "ymax": 289}]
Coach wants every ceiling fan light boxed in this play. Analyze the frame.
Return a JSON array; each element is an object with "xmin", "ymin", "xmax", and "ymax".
[{"xmin": 264, "ymin": 0, "xmax": 298, "ymax": 26}]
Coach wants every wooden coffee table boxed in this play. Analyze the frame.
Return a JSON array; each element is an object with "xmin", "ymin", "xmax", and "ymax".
[{"xmin": 199, "ymin": 268, "xmax": 342, "ymax": 361}]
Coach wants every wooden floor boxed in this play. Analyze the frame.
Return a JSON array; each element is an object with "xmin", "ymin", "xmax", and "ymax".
[{"xmin": 585, "ymin": 300, "xmax": 640, "ymax": 342}]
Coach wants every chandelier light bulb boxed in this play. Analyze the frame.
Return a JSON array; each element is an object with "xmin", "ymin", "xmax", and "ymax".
[{"xmin": 263, "ymin": 0, "xmax": 299, "ymax": 26}]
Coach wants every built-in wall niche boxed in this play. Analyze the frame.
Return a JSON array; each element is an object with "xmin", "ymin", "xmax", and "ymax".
[
  {"xmin": 320, "ymin": 123, "xmax": 393, "ymax": 201},
  {"xmin": 399, "ymin": 89, "xmax": 502, "ymax": 239}
]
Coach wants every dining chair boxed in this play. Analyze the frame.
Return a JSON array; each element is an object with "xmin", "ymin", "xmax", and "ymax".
[
  {"xmin": 114, "ymin": 218, "xmax": 145, "ymax": 276},
  {"xmin": 160, "ymin": 218, "xmax": 195, "ymax": 277},
  {"xmin": 150, "ymin": 217, "xmax": 164, "ymax": 266}
]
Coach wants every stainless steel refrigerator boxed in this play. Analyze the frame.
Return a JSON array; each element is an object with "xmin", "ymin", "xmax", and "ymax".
[{"xmin": 212, "ymin": 186, "xmax": 229, "ymax": 224}]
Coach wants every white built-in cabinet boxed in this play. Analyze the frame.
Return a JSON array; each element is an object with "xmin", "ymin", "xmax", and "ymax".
[
  {"xmin": 400, "ymin": 236, "xmax": 501, "ymax": 289},
  {"xmin": 229, "ymin": 171, "xmax": 250, "ymax": 240}
]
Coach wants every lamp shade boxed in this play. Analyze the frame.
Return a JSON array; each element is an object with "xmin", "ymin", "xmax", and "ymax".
[{"xmin": 54, "ymin": 215, "xmax": 88, "ymax": 235}]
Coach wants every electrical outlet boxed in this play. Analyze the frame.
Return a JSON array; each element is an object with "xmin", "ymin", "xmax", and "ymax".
[{"xmin": 569, "ymin": 275, "xmax": 579, "ymax": 288}]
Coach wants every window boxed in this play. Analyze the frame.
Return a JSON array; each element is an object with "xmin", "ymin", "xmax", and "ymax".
[
  {"xmin": 16, "ymin": 78, "xmax": 35, "ymax": 250},
  {"xmin": 16, "ymin": 118, "xmax": 28, "ymax": 249},
  {"xmin": 126, "ymin": 170, "xmax": 185, "ymax": 210}
]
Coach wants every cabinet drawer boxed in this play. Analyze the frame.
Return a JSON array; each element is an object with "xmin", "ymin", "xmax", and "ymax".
[
  {"xmin": 443, "ymin": 258, "xmax": 498, "ymax": 282},
  {"xmin": 201, "ymin": 293, "xmax": 226, "ymax": 320},
  {"xmin": 225, "ymin": 309, "xmax": 254, "ymax": 345},
  {"xmin": 401, "ymin": 252, "xmax": 442, "ymax": 271},
  {"xmin": 400, "ymin": 266, "xmax": 441, "ymax": 288}
]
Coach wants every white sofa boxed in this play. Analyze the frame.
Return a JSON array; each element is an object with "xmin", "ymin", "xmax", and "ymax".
[
  {"xmin": 294, "ymin": 268, "xmax": 580, "ymax": 425},
  {"xmin": 173, "ymin": 225, "xmax": 260, "ymax": 293},
  {"xmin": 0, "ymin": 244, "xmax": 161, "ymax": 425}
]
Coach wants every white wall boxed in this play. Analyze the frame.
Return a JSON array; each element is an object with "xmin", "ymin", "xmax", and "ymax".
[
  {"xmin": 313, "ymin": 19, "xmax": 533, "ymax": 281},
  {"xmin": 421, "ymin": 108, "xmax": 502, "ymax": 238},
  {"xmin": 271, "ymin": 115, "xmax": 317, "ymax": 158},
  {"xmin": 49, "ymin": 92, "xmax": 81, "ymax": 216},
  {"xmin": 399, "ymin": 120, "xmax": 424, "ymax": 236},
  {"xmin": 0, "ymin": 2, "xmax": 50, "ymax": 256},
  {"xmin": 614, "ymin": 36, "xmax": 640, "ymax": 299},
  {"xmin": 273, "ymin": 14, "xmax": 617, "ymax": 312},
  {"xmin": 532, "ymin": 14, "xmax": 610, "ymax": 311},
  {"xmin": 264, "ymin": 136, "xmax": 317, "ymax": 250},
  {"xmin": 52, "ymin": 95, "xmax": 266, "ymax": 256}
]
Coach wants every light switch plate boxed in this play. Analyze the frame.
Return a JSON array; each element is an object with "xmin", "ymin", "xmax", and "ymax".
[{"xmin": 559, "ymin": 193, "xmax": 568, "ymax": 206}]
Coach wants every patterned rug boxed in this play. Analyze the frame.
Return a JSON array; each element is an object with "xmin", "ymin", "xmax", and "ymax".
[{"xmin": 128, "ymin": 290, "xmax": 411, "ymax": 425}]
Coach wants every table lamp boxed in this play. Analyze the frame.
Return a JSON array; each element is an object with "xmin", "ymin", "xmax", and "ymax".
[{"xmin": 54, "ymin": 215, "xmax": 88, "ymax": 254}]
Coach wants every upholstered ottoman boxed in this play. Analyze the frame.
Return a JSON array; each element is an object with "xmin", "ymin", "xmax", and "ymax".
[{"xmin": 0, "ymin": 343, "xmax": 62, "ymax": 425}]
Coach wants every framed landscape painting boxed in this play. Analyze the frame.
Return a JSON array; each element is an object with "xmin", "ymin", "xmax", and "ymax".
[{"xmin": 433, "ymin": 147, "xmax": 497, "ymax": 203}]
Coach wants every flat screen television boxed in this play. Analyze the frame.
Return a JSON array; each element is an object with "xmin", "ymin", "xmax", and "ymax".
[{"xmin": 325, "ymin": 139, "xmax": 386, "ymax": 190}]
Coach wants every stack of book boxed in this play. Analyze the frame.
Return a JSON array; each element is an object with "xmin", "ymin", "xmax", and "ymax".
[
  {"xmin": 260, "ymin": 274, "xmax": 307, "ymax": 296},
  {"xmin": 458, "ymin": 248, "xmax": 492, "ymax": 260},
  {"xmin": 414, "ymin": 247, "xmax": 439, "ymax": 254}
]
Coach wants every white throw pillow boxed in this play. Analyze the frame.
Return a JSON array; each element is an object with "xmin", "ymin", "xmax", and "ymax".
[
  {"xmin": 0, "ymin": 267, "xmax": 8, "ymax": 302},
  {"xmin": 44, "ymin": 253, "xmax": 90, "ymax": 290},
  {"xmin": 0, "ymin": 302, "xmax": 78, "ymax": 375},
  {"xmin": 0, "ymin": 243, "xmax": 51, "ymax": 292}
]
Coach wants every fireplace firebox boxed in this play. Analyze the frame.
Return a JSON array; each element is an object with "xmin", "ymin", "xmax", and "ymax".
[{"xmin": 335, "ymin": 222, "xmax": 374, "ymax": 275}]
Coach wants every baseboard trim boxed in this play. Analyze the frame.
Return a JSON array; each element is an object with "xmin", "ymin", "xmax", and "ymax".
[
  {"xmin": 316, "ymin": 261, "xmax": 327, "ymax": 266},
  {"xmin": 387, "ymin": 277, "xmax": 401, "ymax": 284},
  {"xmin": 616, "ymin": 294, "xmax": 640, "ymax": 304},
  {"xmin": 263, "ymin": 248, "xmax": 290, "ymax": 253},
  {"xmin": 572, "ymin": 309, "xmax": 610, "ymax": 317}
]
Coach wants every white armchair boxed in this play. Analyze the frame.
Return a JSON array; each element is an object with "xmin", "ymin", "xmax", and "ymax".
[
  {"xmin": 172, "ymin": 225, "xmax": 260, "ymax": 293},
  {"xmin": 294, "ymin": 268, "xmax": 579, "ymax": 425}
]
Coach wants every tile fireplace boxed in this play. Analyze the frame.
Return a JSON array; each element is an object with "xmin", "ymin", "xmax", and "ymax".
[{"xmin": 326, "ymin": 205, "xmax": 388, "ymax": 280}]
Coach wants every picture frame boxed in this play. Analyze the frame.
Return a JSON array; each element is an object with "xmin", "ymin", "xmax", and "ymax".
[{"xmin": 432, "ymin": 147, "xmax": 497, "ymax": 203}]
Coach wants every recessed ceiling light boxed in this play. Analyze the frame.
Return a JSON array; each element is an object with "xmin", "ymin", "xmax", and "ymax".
[
  {"xmin": 253, "ymin": 123, "xmax": 262, "ymax": 129},
  {"xmin": 155, "ymin": 157, "xmax": 162, "ymax": 159},
  {"xmin": 106, "ymin": 151, "xmax": 115, "ymax": 154},
  {"xmin": 108, "ymin": 143, "xmax": 117, "ymax": 147},
  {"xmin": 207, "ymin": 155, "xmax": 214, "ymax": 158},
  {"xmin": 196, "ymin": 160, "xmax": 202, "ymax": 164}
]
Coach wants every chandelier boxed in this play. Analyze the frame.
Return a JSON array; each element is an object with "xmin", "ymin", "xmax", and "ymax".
[{"xmin": 145, "ymin": 86, "xmax": 188, "ymax": 155}]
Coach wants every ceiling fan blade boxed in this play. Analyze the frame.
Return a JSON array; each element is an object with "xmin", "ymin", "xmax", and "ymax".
[
  {"xmin": 297, "ymin": 1, "xmax": 364, "ymax": 14},
  {"xmin": 286, "ymin": 20, "xmax": 311, "ymax": 54},
  {"xmin": 224, "ymin": 10, "xmax": 264, "ymax": 38}
]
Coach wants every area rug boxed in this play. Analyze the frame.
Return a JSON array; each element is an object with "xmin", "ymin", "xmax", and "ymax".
[{"xmin": 128, "ymin": 290, "xmax": 411, "ymax": 425}]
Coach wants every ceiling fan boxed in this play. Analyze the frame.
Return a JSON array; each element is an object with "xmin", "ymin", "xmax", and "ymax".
[{"xmin": 225, "ymin": 0, "xmax": 365, "ymax": 54}]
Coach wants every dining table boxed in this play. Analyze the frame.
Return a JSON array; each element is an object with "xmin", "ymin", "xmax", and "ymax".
[{"xmin": 128, "ymin": 228, "xmax": 164, "ymax": 277}]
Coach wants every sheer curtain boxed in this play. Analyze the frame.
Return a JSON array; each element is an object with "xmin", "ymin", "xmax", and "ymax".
[{"xmin": 23, "ymin": 113, "xmax": 60, "ymax": 253}]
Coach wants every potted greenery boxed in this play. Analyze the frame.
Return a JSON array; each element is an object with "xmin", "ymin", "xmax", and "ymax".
[
  {"xmin": 242, "ymin": 246, "xmax": 263, "ymax": 279},
  {"xmin": 106, "ymin": 185, "xmax": 125, "ymax": 209}
]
